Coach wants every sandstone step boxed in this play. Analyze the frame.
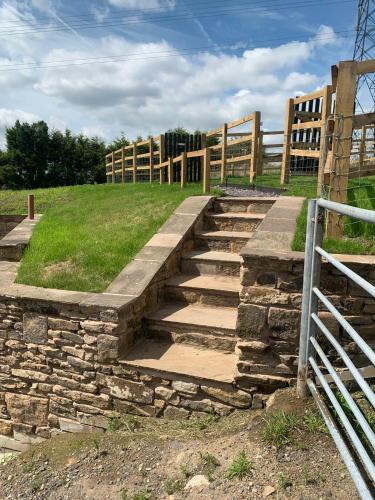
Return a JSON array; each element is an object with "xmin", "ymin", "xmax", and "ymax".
[
  {"xmin": 165, "ymin": 274, "xmax": 240, "ymax": 307},
  {"xmin": 181, "ymin": 250, "xmax": 242, "ymax": 276},
  {"xmin": 214, "ymin": 197, "xmax": 276, "ymax": 214},
  {"xmin": 121, "ymin": 339, "xmax": 237, "ymax": 384},
  {"xmin": 204, "ymin": 212, "xmax": 265, "ymax": 232},
  {"xmin": 195, "ymin": 230, "xmax": 253, "ymax": 253},
  {"xmin": 146, "ymin": 303, "xmax": 238, "ymax": 335},
  {"xmin": 145, "ymin": 328, "xmax": 237, "ymax": 352}
]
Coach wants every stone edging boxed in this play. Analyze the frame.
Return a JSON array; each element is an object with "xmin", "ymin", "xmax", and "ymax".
[{"xmin": 0, "ymin": 215, "xmax": 41, "ymax": 261}]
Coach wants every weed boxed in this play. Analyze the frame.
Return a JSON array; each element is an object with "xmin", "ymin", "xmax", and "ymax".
[
  {"xmin": 31, "ymin": 478, "xmax": 43, "ymax": 491},
  {"xmin": 200, "ymin": 452, "xmax": 220, "ymax": 480},
  {"xmin": 277, "ymin": 472, "xmax": 292, "ymax": 490},
  {"xmin": 133, "ymin": 489, "xmax": 153, "ymax": 500},
  {"xmin": 303, "ymin": 412, "xmax": 328, "ymax": 434},
  {"xmin": 120, "ymin": 490, "xmax": 129, "ymax": 500},
  {"xmin": 226, "ymin": 451, "xmax": 252, "ymax": 480},
  {"xmin": 108, "ymin": 413, "xmax": 122, "ymax": 432},
  {"xmin": 301, "ymin": 465, "xmax": 317, "ymax": 486},
  {"xmin": 108, "ymin": 413, "xmax": 139, "ymax": 433},
  {"xmin": 182, "ymin": 410, "xmax": 218, "ymax": 431},
  {"xmin": 180, "ymin": 464, "xmax": 193, "ymax": 479},
  {"xmin": 164, "ymin": 478, "xmax": 185, "ymax": 495},
  {"xmin": 261, "ymin": 411, "xmax": 298, "ymax": 447},
  {"xmin": 91, "ymin": 437, "xmax": 100, "ymax": 450}
]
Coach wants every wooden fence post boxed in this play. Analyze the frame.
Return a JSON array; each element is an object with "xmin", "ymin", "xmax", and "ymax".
[
  {"xmin": 111, "ymin": 152, "xmax": 115, "ymax": 184},
  {"xmin": 149, "ymin": 137, "xmax": 154, "ymax": 183},
  {"xmin": 327, "ymin": 61, "xmax": 357, "ymax": 238},
  {"xmin": 168, "ymin": 157, "xmax": 173, "ymax": 185},
  {"xmin": 250, "ymin": 111, "xmax": 260, "ymax": 183},
  {"xmin": 133, "ymin": 142, "xmax": 137, "ymax": 183},
  {"xmin": 359, "ymin": 125, "xmax": 366, "ymax": 169},
  {"xmin": 121, "ymin": 146, "xmax": 125, "ymax": 183},
  {"xmin": 257, "ymin": 131, "xmax": 264, "ymax": 176},
  {"xmin": 281, "ymin": 98, "xmax": 294, "ymax": 184},
  {"xmin": 317, "ymin": 85, "xmax": 332, "ymax": 196},
  {"xmin": 159, "ymin": 134, "xmax": 165, "ymax": 184},
  {"xmin": 28, "ymin": 194, "xmax": 35, "ymax": 220},
  {"xmin": 181, "ymin": 152, "xmax": 187, "ymax": 188},
  {"xmin": 221, "ymin": 123, "xmax": 227, "ymax": 183},
  {"xmin": 203, "ymin": 148, "xmax": 211, "ymax": 194}
]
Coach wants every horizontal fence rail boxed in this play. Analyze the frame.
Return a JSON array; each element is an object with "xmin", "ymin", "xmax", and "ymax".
[{"xmin": 297, "ymin": 198, "xmax": 375, "ymax": 500}]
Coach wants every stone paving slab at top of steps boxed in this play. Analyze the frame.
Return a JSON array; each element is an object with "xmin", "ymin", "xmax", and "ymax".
[
  {"xmin": 194, "ymin": 230, "xmax": 253, "ymax": 253},
  {"xmin": 181, "ymin": 250, "xmax": 242, "ymax": 276},
  {"xmin": 147, "ymin": 303, "xmax": 238, "ymax": 333},
  {"xmin": 214, "ymin": 197, "xmax": 276, "ymax": 214},
  {"xmin": 166, "ymin": 274, "xmax": 240, "ymax": 293},
  {"xmin": 121, "ymin": 339, "xmax": 237, "ymax": 384}
]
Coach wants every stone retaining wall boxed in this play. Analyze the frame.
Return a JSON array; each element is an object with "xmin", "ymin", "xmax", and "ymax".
[
  {"xmin": 235, "ymin": 197, "xmax": 375, "ymax": 393},
  {"xmin": 0, "ymin": 216, "xmax": 25, "ymax": 240}
]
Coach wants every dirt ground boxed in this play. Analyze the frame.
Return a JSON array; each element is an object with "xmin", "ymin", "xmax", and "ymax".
[{"xmin": 0, "ymin": 389, "xmax": 359, "ymax": 500}]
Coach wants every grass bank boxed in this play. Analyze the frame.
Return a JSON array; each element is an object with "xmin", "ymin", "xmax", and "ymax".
[
  {"xmin": 253, "ymin": 174, "xmax": 375, "ymax": 255},
  {"xmin": 0, "ymin": 183, "xmax": 202, "ymax": 292}
]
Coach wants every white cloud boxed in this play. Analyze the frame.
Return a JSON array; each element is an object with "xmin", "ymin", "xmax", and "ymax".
[
  {"xmin": 108, "ymin": 0, "xmax": 175, "ymax": 10},
  {"xmin": 0, "ymin": 108, "xmax": 40, "ymax": 148},
  {"xmin": 0, "ymin": 4, "xmax": 340, "ymax": 146}
]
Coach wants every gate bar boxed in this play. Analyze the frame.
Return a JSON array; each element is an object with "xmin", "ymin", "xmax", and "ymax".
[{"xmin": 318, "ymin": 198, "xmax": 375, "ymax": 224}]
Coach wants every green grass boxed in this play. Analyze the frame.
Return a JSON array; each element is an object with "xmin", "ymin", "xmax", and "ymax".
[
  {"xmin": 226, "ymin": 451, "xmax": 253, "ymax": 480},
  {"xmin": 1, "ymin": 183, "xmax": 202, "ymax": 292},
  {"xmin": 261, "ymin": 411, "xmax": 299, "ymax": 447}
]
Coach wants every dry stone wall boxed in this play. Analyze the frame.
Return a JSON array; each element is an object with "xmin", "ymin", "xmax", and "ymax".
[{"xmin": 236, "ymin": 248, "xmax": 375, "ymax": 393}]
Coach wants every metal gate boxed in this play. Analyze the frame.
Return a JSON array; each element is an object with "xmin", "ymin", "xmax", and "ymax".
[{"xmin": 297, "ymin": 198, "xmax": 375, "ymax": 499}]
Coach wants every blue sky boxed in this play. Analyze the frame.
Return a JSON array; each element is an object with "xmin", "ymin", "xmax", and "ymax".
[{"xmin": 0, "ymin": 0, "xmax": 359, "ymax": 145}]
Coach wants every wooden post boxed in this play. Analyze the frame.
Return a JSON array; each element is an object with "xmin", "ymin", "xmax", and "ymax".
[
  {"xmin": 121, "ymin": 146, "xmax": 125, "ymax": 183},
  {"xmin": 111, "ymin": 152, "xmax": 115, "ymax": 184},
  {"xmin": 149, "ymin": 138, "xmax": 154, "ymax": 183},
  {"xmin": 181, "ymin": 152, "xmax": 187, "ymax": 188},
  {"xmin": 317, "ymin": 85, "xmax": 332, "ymax": 196},
  {"xmin": 281, "ymin": 98, "xmax": 294, "ymax": 184},
  {"xmin": 250, "ymin": 111, "xmax": 260, "ymax": 183},
  {"xmin": 168, "ymin": 157, "xmax": 173, "ymax": 185},
  {"xmin": 133, "ymin": 142, "xmax": 137, "ymax": 183},
  {"xmin": 257, "ymin": 131, "xmax": 264, "ymax": 176},
  {"xmin": 220, "ymin": 123, "xmax": 227, "ymax": 182},
  {"xmin": 159, "ymin": 134, "xmax": 165, "ymax": 184},
  {"xmin": 203, "ymin": 148, "xmax": 211, "ymax": 194},
  {"xmin": 359, "ymin": 125, "xmax": 366, "ymax": 169},
  {"xmin": 28, "ymin": 194, "xmax": 34, "ymax": 220},
  {"xmin": 327, "ymin": 61, "xmax": 357, "ymax": 238}
]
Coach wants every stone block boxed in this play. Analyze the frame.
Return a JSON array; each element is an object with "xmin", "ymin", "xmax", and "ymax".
[
  {"xmin": 236, "ymin": 304, "xmax": 267, "ymax": 338},
  {"xmin": 241, "ymin": 287, "xmax": 290, "ymax": 305},
  {"xmin": 67, "ymin": 356, "xmax": 93, "ymax": 371},
  {"xmin": 268, "ymin": 307, "xmax": 300, "ymax": 339},
  {"xmin": 154, "ymin": 386, "xmax": 179, "ymax": 404},
  {"xmin": 76, "ymin": 412, "xmax": 109, "ymax": 429},
  {"xmin": 59, "ymin": 417, "xmax": 102, "ymax": 434},
  {"xmin": 23, "ymin": 313, "xmax": 48, "ymax": 344},
  {"xmin": 5, "ymin": 394, "xmax": 48, "ymax": 426},
  {"xmin": 163, "ymin": 405, "xmax": 189, "ymax": 419},
  {"xmin": 97, "ymin": 335, "xmax": 119, "ymax": 363},
  {"xmin": 200, "ymin": 386, "xmax": 252, "ymax": 408},
  {"xmin": 113, "ymin": 400, "xmax": 158, "ymax": 417},
  {"xmin": 48, "ymin": 318, "xmax": 79, "ymax": 332},
  {"xmin": 96, "ymin": 374, "xmax": 153, "ymax": 404},
  {"xmin": 0, "ymin": 419, "xmax": 12, "ymax": 436},
  {"xmin": 171, "ymin": 381, "xmax": 198, "ymax": 395}
]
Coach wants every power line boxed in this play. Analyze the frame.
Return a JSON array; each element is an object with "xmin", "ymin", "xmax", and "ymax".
[
  {"xmin": 0, "ymin": 0, "xmax": 356, "ymax": 37},
  {"xmin": 0, "ymin": 0, "xmax": 288, "ymax": 28},
  {"xmin": 0, "ymin": 31, "xmax": 355, "ymax": 73}
]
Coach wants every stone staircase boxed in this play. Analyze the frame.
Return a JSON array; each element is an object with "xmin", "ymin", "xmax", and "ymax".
[{"xmin": 122, "ymin": 197, "xmax": 275, "ymax": 384}]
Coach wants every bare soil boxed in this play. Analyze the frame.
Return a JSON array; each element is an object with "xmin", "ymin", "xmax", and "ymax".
[{"xmin": 0, "ymin": 389, "xmax": 359, "ymax": 500}]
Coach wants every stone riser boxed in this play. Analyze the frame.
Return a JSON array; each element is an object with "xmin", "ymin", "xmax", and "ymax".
[
  {"xmin": 204, "ymin": 218, "xmax": 261, "ymax": 232},
  {"xmin": 145, "ymin": 327, "xmax": 237, "ymax": 352},
  {"xmin": 214, "ymin": 200, "xmax": 274, "ymax": 214},
  {"xmin": 181, "ymin": 258, "xmax": 240, "ymax": 277},
  {"xmin": 164, "ymin": 286, "xmax": 240, "ymax": 308},
  {"xmin": 195, "ymin": 237, "xmax": 247, "ymax": 253},
  {"xmin": 146, "ymin": 318, "xmax": 236, "ymax": 338}
]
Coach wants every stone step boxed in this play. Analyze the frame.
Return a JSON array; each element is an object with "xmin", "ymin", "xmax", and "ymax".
[
  {"xmin": 145, "ymin": 328, "xmax": 237, "ymax": 352},
  {"xmin": 195, "ymin": 230, "xmax": 253, "ymax": 253},
  {"xmin": 214, "ymin": 197, "xmax": 276, "ymax": 214},
  {"xmin": 146, "ymin": 303, "xmax": 238, "ymax": 335},
  {"xmin": 121, "ymin": 339, "xmax": 237, "ymax": 384},
  {"xmin": 204, "ymin": 212, "xmax": 265, "ymax": 232},
  {"xmin": 181, "ymin": 250, "xmax": 242, "ymax": 276},
  {"xmin": 165, "ymin": 274, "xmax": 240, "ymax": 307}
]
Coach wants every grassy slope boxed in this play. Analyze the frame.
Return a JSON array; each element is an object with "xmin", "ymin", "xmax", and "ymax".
[
  {"xmin": 1, "ymin": 183, "xmax": 202, "ymax": 292},
  {"xmin": 254, "ymin": 174, "xmax": 375, "ymax": 254}
]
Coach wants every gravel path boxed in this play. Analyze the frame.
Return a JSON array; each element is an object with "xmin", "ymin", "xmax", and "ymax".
[{"xmin": 214, "ymin": 183, "xmax": 285, "ymax": 197}]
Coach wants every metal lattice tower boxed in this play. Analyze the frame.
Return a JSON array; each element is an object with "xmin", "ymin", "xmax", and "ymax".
[{"xmin": 353, "ymin": 0, "xmax": 375, "ymax": 112}]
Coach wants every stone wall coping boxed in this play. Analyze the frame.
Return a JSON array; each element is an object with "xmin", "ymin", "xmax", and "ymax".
[
  {"xmin": 0, "ymin": 196, "xmax": 213, "ymax": 313},
  {"xmin": 0, "ymin": 215, "xmax": 41, "ymax": 248}
]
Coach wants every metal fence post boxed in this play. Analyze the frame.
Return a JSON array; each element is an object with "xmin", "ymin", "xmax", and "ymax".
[{"xmin": 297, "ymin": 199, "xmax": 316, "ymax": 398}]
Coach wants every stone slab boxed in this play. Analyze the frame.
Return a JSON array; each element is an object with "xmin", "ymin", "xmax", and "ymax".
[
  {"xmin": 174, "ymin": 196, "xmax": 212, "ymax": 215},
  {"xmin": 134, "ymin": 245, "xmax": 174, "ymax": 263},
  {"xmin": 259, "ymin": 218, "xmax": 297, "ymax": 233},
  {"xmin": 123, "ymin": 340, "xmax": 237, "ymax": 383},
  {"xmin": 146, "ymin": 233, "xmax": 182, "ymax": 248},
  {"xmin": 166, "ymin": 274, "xmax": 240, "ymax": 293},
  {"xmin": 106, "ymin": 259, "xmax": 162, "ymax": 295},
  {"xmin": 157, "ymin": 213, "xmax": 197, "ymax": 235}
]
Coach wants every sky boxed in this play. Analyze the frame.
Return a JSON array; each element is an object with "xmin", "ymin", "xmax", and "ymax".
[{"xmin": 0, "ymin": 0, "xmax": 360, "ymax": 147}]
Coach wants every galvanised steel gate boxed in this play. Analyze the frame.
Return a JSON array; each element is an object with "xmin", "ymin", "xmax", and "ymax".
[{"xmin": 297, "ymin": 198, "xmax": 375, "ymax": 499}]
